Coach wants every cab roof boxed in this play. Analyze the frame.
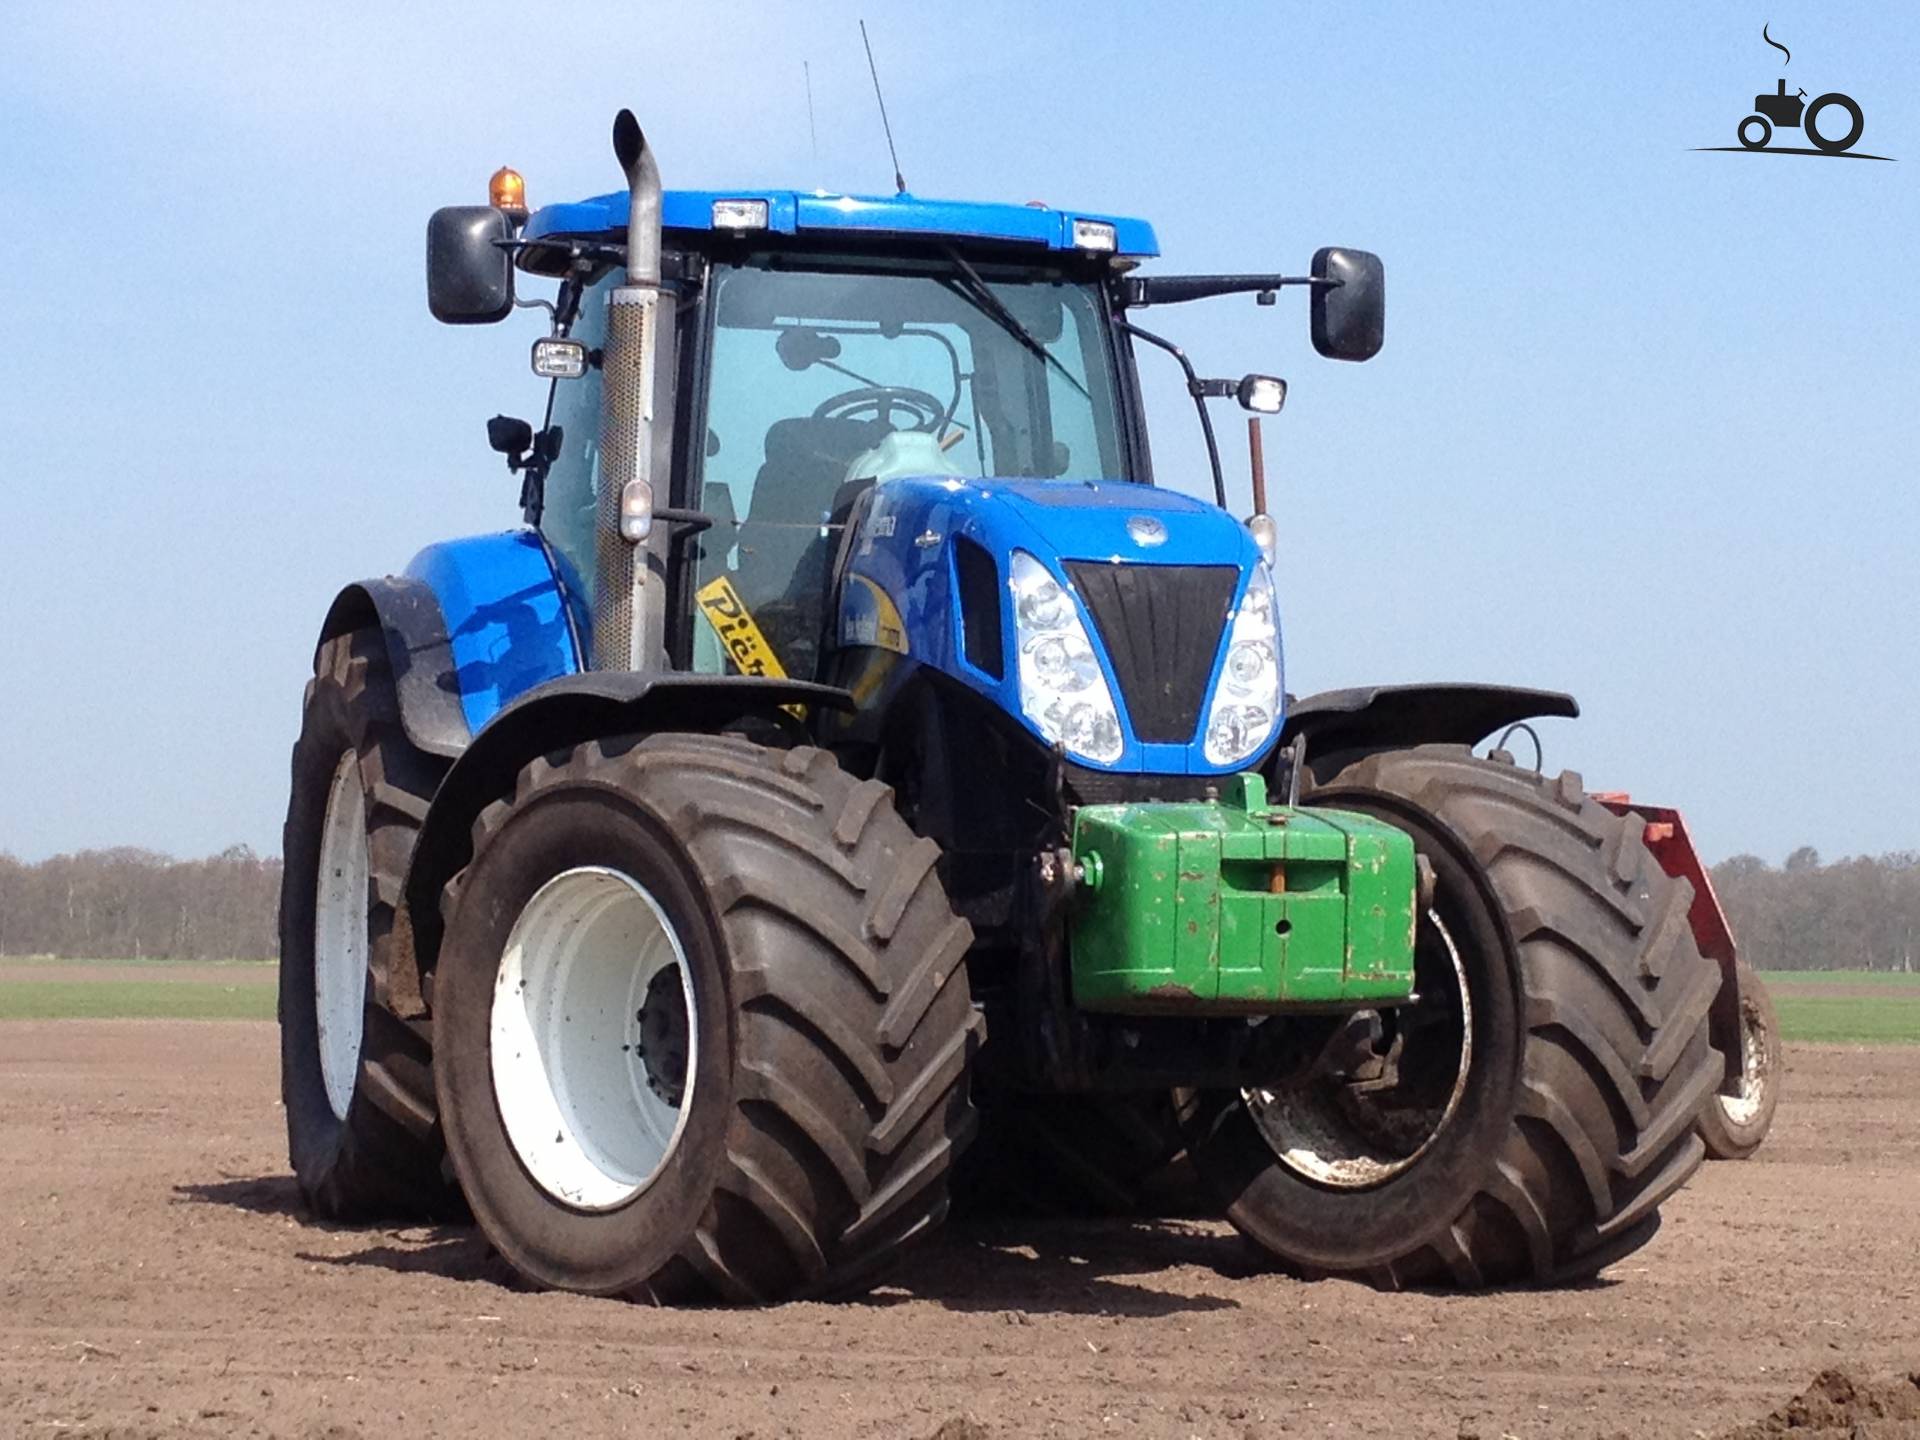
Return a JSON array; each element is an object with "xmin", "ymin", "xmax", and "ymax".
[{"xmin": 522, "ymin": 188, "xmax": 1160, "ymax": 257}]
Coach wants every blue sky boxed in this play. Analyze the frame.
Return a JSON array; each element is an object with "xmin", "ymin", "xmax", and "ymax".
[{"xmin": 2, "ymin": 1, "xmax": 1915, "ymax": 866}]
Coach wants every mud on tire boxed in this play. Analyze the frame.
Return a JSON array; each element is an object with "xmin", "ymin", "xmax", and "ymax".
[
  {"xmin": 431, "ymin": 734, "xmax": 984, "ymax": 1303},
  {"xmin": 279, "ymin": 626, "xmax": 455, "ymax": 1220},
  {"xmin": 1184, "ymin": 745, "xmax": 1724, "ymax": 1287}
]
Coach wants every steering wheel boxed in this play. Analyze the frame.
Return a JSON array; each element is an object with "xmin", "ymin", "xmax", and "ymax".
[{"xmin": 812, "ymin": 385, "xmax": 945, "ymax": 432}]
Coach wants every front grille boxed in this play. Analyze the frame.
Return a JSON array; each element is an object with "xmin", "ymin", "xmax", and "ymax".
[{"xmin": 1065, "ymin": 562, "xmax": 1238, "ymax": 744}]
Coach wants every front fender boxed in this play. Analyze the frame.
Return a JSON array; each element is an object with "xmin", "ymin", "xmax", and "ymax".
[
  {"xmin": 400, "ymin": 673, "xmax": 855, "ymax": 984},
  {"xmin": 1280, "ymin": 682, "xmax": 1579, "ymax": 771}
]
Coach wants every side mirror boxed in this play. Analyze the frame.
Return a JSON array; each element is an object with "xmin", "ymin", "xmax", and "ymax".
[
  {"xmin": 428, "ymin": 206, "xmax": 515, "ymax": 324},
  {"xmin": 1310, "ymin": 247, "xmax": 1384, "ymax": 362}
]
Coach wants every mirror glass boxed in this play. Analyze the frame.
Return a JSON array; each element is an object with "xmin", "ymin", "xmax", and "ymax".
[
  {"xmin": 1309, "ymin": 247, "xmax": 1385, "ymax": 362},
  {"xmin": 428, "ymin": 206, "xmax": 515, "ymax": 324}
]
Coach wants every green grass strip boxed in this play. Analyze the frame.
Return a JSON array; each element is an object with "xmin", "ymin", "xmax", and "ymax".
[
  {"xmin": 0, "ymin": 980, "xmax": 276, "ymax": 1021},
  {"xmin": 1773, "ymin": 994, "xmax": 1920, "ymax": 1046},
  {"xmin": 0, "ymin": 956, "xmax": 276, "ymax": 969},
  {"xmin": 1760, "ymin": 969, "xmax": 1920, "ymax": 988}
]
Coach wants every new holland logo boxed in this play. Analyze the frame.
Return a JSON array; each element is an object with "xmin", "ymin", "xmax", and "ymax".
[
  {"xmin": 1695, "ymin": 24, "xmax": 1894, "ymax": 161},
  {"xmin": 1125, "ymin": 516, "xmax": 1168, "ymax": 548}
]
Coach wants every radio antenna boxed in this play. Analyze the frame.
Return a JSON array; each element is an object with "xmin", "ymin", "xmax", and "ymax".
[
  {"xmin": 859, "ymin": 20, "xmax": 907, "ymax": 194},
  {"xmin": 803, "ymin": 61, "xmax": 821, "ymax": 183}
]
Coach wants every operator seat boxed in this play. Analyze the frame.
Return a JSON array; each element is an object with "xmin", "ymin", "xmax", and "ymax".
[
  {"xmin": 732, "ymin": 415, "xmax": 887, "ymax": 677},
  {"xmin": 839, "ymin": 428, "xmax": 966, "ymax": 488}
]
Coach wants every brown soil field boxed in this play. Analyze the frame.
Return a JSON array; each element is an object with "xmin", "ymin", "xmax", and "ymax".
[{"xmin": 0, "ymin": 1022, "xmax": 1915, "ymax": 1439}]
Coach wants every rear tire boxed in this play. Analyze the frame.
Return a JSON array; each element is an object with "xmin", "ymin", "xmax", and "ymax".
[
  {"xmin": 279, "ymin": 627, "xmax": 454, "ymax": 1219},
  {"xmin": 1183, "ymin": 746, "xmax": 1723, "ymax": 1287},
  {"xmin": 1696, "ymin": 959, "xmax": 1781, "ymax": 1160},
  {"xmin": 1804, "ymin": 93, "xmax": 1864, "ymax": 154},
  {"xmin": 432, "ymin": 734, "xmax": 983, "ymax": 1302}
]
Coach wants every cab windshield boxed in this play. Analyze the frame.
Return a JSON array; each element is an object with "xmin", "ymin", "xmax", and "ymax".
[
  {"xmin": 689, "ymin": 259, "xmax": 1131, "ymax": 679},
  {"xmin": 537, "ymin": 256, "xmax": 1132, "ymax": 682}
]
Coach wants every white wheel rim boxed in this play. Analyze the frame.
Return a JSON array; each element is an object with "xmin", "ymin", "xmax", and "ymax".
[
  {"xmin": 313, "ymin": 752, "xmax": 371, "ymax": 1121},
  {"xmin": 1246, "ymin": 907, "xmax": 1475, "ymax": 1189},
  {"xmin": 1720, "ymin": 992, "xmax": 1773, "ymax": 1127},
  {"xmin": 490, "ymin": 866, "xmax": 699, "ymax": 1211}
]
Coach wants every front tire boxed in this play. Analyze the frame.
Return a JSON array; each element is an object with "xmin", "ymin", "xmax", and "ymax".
[
  {"xmin": 432, "ymin": 734, "xmax": 983, "ymax": 1302},
  {"xmin": 1183, "ymin": 747, "xmax": 1724, "ymax": 1287},
  {"xmin": 1696, "ymin": 959, "xmax": 1781, "ymax": 1160},
  {"xmin": 279, "ymin": 627, "xmax": 454, "ymax": 1219}
]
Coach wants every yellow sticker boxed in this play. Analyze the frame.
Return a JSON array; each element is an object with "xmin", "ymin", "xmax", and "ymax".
[
  {"xmin": 696, "ymin": 575, "xmax": 789, "ymax": 680},
  {"xmin": 696, "ymin": 575, "xmax": 808, "ymax": 720},
  {"xmin": 847, "ymin": 574, "xmax": 909, "ymax": 655}
]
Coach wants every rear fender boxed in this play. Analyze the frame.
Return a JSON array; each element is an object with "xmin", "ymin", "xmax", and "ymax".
[
  {"xmin": 314, "ymin": 529, "xmax": 588, "ymax": 761},
  {"xmin": 1595, "ymin": 796, "xmax": 1745, "ymax": 1091},
  {"xmin": 316, "ymin": 577, "xmax": 469, "ymax": 760},
  {"xmin": 400, "ymin": 672, "xmax": 855, "ymax": 989}
]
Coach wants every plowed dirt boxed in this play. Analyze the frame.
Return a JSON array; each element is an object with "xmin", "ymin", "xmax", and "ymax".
[{"xmin": 1, "ymin": 1022, "xmax": 1915, "ymax": 1438}]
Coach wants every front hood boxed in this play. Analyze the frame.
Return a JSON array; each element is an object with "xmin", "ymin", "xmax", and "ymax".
[
  {"xmin": 928, "ymin": 477, "xmax": 1259, "ymax": 569},
  {"xmin": 838, "ymin": 475, "xmax": 1277, "ymax": 775}
]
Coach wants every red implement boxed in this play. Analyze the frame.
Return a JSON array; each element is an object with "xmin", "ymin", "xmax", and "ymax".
[{"xmin": 1594, "ymin": 793, "xmax": 1744, "ymax": 1085}]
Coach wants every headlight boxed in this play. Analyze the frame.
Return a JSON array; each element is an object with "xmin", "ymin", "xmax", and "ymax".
[
  {"xmin": 1202, "ymin": 564, "xmax": 1283, "ymax": 766},
  {"xmin": 1009, "ymin": 551, "xmax": 1124, "ymax": 764}
]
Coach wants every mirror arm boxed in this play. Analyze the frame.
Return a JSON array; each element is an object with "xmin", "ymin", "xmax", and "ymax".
[
  {"xmin": 1123, "ymin": 274, "xmax": 1339, "ymax": 307},
  {"xmin": 1119, "ymin": 319, "xmax": 1227, "ymax": 510}
]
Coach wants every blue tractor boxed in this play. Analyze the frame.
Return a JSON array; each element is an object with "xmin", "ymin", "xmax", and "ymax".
[{"xmin": 278, "ymin": 112, "xmax": 1741, "ymax": 1301}]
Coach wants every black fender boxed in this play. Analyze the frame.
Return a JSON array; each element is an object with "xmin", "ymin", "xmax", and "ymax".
[
  {"xmin": 400, "ymin": 671, "xmax": 856, "ymax": 987},
  {"xmin": 1279, "ymin": 682, "xmax": 1578, "ymax": 778},
  {"xmin": 317, "ymin": 577, "xmax": 470, "ymax": 760}
]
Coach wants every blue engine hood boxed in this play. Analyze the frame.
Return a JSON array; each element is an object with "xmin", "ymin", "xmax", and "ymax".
[
  {"xmin": 838, "ymin": 476, "xmax": 1278, "ymax": 774},
  {"xmin": 972, "ymin": 479, "xmax": 1256, "ymax": 566}
]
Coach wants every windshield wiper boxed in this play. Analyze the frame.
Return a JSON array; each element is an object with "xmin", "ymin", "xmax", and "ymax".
[{"xmin": 939, "ymin": 248, "xmax": 1089, "ymax": 401}]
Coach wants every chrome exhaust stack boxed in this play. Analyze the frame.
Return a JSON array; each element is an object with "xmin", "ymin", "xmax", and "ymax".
[{"xmin": 591, "ymin": 109, "xmax": 674, "ymax": 672}]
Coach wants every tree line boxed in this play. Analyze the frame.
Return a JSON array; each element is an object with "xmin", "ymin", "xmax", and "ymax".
[
  {"xmin": 0, "ymin": 843, "xmax": 1915, "ymax": 970},
  {"xmin": 1711, "ymin": 847, "xmax": 1919, "ymax": 973},
  {"xmin": 0, "ymin": 847, "xmax": 282, "ymax": 961}
]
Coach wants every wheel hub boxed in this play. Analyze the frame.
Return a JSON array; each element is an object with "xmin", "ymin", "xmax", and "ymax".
[
  {"xmin": 1719, "ymin": 990, "xmax": 1773, "ymax": 1127},
  {"xmin": 637, "ymin": 964, "xmax": 690, "ymax": 1108},
  {"xmin": 1246, "ymin": 906, "xmax": 1474, "ymax": 1189},
  {"xmin": 489, "ymin": 865, "xmax": 699, "ymax": 1211},
  {"xmin": 313, "ymin": 752, "xmax": 371, "ymax": 1122}
]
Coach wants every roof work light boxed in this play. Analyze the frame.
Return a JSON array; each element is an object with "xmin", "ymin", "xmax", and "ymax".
[{"xmin": 711, "ymin": 198, "xmax": 770, "ymax": 231}]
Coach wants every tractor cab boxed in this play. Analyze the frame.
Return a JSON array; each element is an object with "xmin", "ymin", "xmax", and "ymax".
[
  {"xmin": 501, "ymin": 191, "xmax": 1153, "ymax": 688},
  {"xmin": 539, "ymin": 238, "xmax": 1138, "ymax": 684}
]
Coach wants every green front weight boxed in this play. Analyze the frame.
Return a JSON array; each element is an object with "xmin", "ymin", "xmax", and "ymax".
[{"xmin": 1068, "ymin": 772, "xmax": 1417, "ymax": 1015}]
